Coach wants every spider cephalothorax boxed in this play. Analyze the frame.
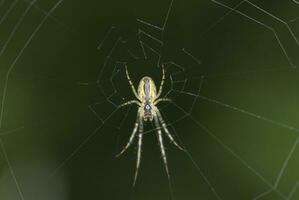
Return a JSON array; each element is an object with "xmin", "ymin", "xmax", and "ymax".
[{"xmin": 117, "ymin": 65, "xmax": 184, "ymax": 187}]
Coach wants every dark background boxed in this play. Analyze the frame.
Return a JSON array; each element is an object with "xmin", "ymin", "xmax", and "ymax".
[{"xmin": 0, "ymin": 0, "xmax": 299, "ymax": 199}]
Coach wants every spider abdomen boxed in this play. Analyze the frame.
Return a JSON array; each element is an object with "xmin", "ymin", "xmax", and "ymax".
[
  {"xmin": 137, "ymin": 76, "xmax": 157, "ymax": 122},
  {"xmin": 137, "ymin": 76, "xmax": 157, "ymax": 100}
]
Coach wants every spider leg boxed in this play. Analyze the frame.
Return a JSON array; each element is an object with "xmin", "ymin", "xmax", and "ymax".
[
  {"xmin": 115, "ymin": 114, "xmax": 139, "ymax": 157},
  {"xmin": 154, "ymin": 115, "xmax": 170, "ymax": 178},
  {"xmin": 156, "ymin": 64, "xmax": 165, "ymax": 99},
  {"xmin": 133, "ymin": 115, "xmax": 143, "ymax": 187},
  {"xmin": 155, "ymin": 108, "xmax": 185, "ymax": 151},
  {"xmin": 119, "ymin": 100, "xmax": 140, "ymax": 108},
  {"xmin": 154, "ymin": 98, "xmax": 171, "ymax": 105},
  {"xmin": 125, "ymin": 65, "xmax": 140, "ymax": 100}
]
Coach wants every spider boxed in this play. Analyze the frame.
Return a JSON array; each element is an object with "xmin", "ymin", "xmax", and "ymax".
[{"xmin": 117, "ymin": 65, "xmax": 184, "ymax": 186}]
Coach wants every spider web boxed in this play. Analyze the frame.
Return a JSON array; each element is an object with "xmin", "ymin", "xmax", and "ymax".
[{"xmin": 0, "ymin": 0, "xmax": 299, "ymax": 200}]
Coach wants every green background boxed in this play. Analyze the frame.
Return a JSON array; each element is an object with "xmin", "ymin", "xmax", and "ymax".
[{"xmin": 0, "ymin": 0, "xmax": 299, "ymax": 199}]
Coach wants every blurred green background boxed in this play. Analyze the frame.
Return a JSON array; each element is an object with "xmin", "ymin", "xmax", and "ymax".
[{"xmin": 0, "ymin": 0, "xmax": 299, "ymax": 199}]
